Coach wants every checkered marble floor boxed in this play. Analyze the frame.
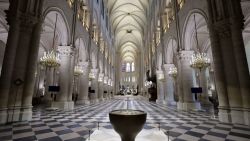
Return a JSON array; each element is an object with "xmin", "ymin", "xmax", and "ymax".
[{"xmin": 0, "ymin": 96, "xmax": 250, "ymax": 141}]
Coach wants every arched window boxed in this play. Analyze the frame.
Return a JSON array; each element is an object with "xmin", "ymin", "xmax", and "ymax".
[
  {"xmin": 126, "ymin": 62, "xmax": 130, "ymax": 72},
  {"xmin": 131, "ymin": 62, "xmax": 135, "ymax": 72}
]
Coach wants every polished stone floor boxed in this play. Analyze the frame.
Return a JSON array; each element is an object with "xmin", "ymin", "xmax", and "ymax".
[{"xmin": 0, "ymin": 96, "xmax": 250, "ymax": 141}]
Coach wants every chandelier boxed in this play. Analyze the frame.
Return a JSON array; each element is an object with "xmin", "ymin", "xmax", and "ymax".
[
  {"xmin": 40, "ymin": 51, "xmax": 60, "ymax": 68},
  {"xmin": 190, "ymin": 14, "xmax": 210, "ymax": 70},
  {"xmin": 89, "ymin": 71, "xmax": 95, "ymax": 80},
  {"xmin": 104, "ymin": 77, "xmax": 108, "ymax": 84},
  {"xmin": 157, "ymin": 72, "xmax": 165, "ymax": 81},
  {"xmin": 168, "ymin": 66, "xmax": 178, "ymax": 78},
  {"xmin": 98, "ymin": 74, "xmax": 104, "ymax": 82},
  {"xmin": 40, "ymin": 13, "xmax": 60, "ymax": 68},
  {"xmin": 190, "ymin": 53, "xmax": 210, "ymax": 70},
  {"xmin": 74, "ymin": 65, "xmax": 84, "ymax": 76},
  {"xmin": 108, "ymin": 78, "xmax": 111, "ymax": 86}
]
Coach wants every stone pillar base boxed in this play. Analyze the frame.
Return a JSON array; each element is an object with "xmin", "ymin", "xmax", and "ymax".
[
  {"xmin": 91, "ymin": 99, "xmax": 99, "ymax": 104},
  {"xmin": 76, "ymin": 100, "xmax": 90, "ymax": 105},
  {"xmin": 177, "ymin": 102, "xmax": 183, "ymax": 110},
  {"xmin": 98, "ymin": 98, "xmax": 104, "ymax": 102},
  {"xmin": 0, "ymin": 108, "xmax": 8, "ymax": 124},
  {"xmin": 19, "ymin": 106, "xmax": 32, "ymax": 122},
  {"xmin": 177, "ymin": 102, "xmax": 201, "ymax": 111},
  {"xmin": 52, "ymin": 101, "xmax": 74, "ymax": 110},
  {"xmin": 218, "ymin": 108, "xmax": 231, "ymax": 123},
  {"xmin": 231, "ymin": 109, "xmax": 245, "ymax": 125},
  {"xmin": 244, "ymin": 110, "xmax": 250, "ymax": 126},
  {"xmin": 166, "ymin": 100, "xmax": 176, "ymax": 106},
  {"xmin": 156, "ymin": 99, "xmax": 166, "ymax": 104},
  {"xmin": 7, "ymin": 107, "xmax": 21, "ymax": 123},
  {"xmin": 218, "ymin": 107, "xmax": 250, "ymax": 125}
]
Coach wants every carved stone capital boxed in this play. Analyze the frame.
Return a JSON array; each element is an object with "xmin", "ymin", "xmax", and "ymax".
[
  {"xmin": 163, "ymin": 63, "xmax": 175, "ymax": 72},
  {"xmin": 79, "ymin": 61, "xmax": 89, "ymax": 68},
  {"xmin": 179, "ymin": 50, "xmax": 194, "ymax": 61},
  {"xmin": 5, "ymin": 0, "xmax": 44, "ymax": 29},
  {"xmin": 58, "ymin": 46, "xmax": 74, "ymax": 57}
]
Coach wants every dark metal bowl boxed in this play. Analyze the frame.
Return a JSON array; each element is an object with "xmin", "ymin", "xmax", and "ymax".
[{"xmin": 109, "ymin": 109, "xmax": 147, "ymax": 141}]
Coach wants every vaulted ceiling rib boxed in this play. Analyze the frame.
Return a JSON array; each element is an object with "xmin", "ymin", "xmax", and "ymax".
[{"xmin": 107, "ymin": 0, "xmax": 148, "ymax": 62}]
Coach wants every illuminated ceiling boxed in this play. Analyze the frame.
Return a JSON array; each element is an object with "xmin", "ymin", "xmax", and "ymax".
[{"xmin": 107, "ymin": 0, "xmax": 149, "ymax": 62}]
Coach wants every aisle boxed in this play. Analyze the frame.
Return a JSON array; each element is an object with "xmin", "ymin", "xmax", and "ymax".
[{"xmin": 0, "ymin": 96, "xmax": 249, "ymax": 141}]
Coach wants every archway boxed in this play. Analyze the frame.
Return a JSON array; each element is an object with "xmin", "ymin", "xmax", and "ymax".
[
  {"xmin": 0, "ymin": 14, "xmax": 8, "ymax": 76},
  {"xmin": 243, "ymin": 15, "xmax": 250, "ymax": 73},
  {"xmin": 34, "ymin": 9, "xmax": 70, "ymax": 104},
  {"xmin": 182, "ymin": 11, "xmax": 215, "ymax": 109}
]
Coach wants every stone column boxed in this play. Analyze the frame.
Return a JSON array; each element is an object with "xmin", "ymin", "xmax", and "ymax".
[
  {"xmin": 77, "ymin": 62, "xmax": 90, "ymax": 104},
  {"xmin": 199, "ymin": 69, "xmax": 212, "ymax": 107},
  {"xmin": 156, "ymin": 70, "xmax": 165, "ymax": 104},
  {"xmin": 98, "ymin": 73, "xmax": 104, "ymax": 101},
  {"xmin": 163, "ymin": 64, "xmax": 176, "ymax": 105},
  {"xmin": 208, "ymin": 24, "xmax": 231, "ymax": 123},
  {"xmin": 19, "ymin": 18, "xmax": 44, "ymax": 121},
  {"xmin": 176, "ymin": 56, "xmax": 184, "ymax": 109},
  {"xmin": 52, "ymin": 46, "xmax": 74, "ymax": 110},
  {"xmin": 89, "ymin": 69, "xmax": 99, "ymax": 103},
  {"xmin": 207, "ymin": 0, "xmax": 250, "ymax": 125},
  {"xmin": 0, "ymin": 0, "xmax": 44, "ymax": 124},
  {"xmin": 106, "ymin": 78, "xmax": 111, "ymax": 99},
  {"xmin": 44, "ymin": 68, "xmax": 54, "ymax": 103},
  {"xmin": 0, "ymin": 7, "xmax": 21, "ymax": 124},
  {"xmin": 103, "ymin": 76, "xmax": 108, "ymax": 100},
  {"xmin": 230, "ymin": 12, "xmax": 250, "ymax": 125},
  {"xmin": 178, "ymin": 51, "xmax": 200, "ymax": 111},
  {"xmin": 98, "ymin": 82, "xmax": 104, "ymax": 101}
]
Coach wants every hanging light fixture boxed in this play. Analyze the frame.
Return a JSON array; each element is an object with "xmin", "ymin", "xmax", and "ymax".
[
  {"xmin": 98, "ymin": 73, "xmax": 104, "ymax": 82},
  {"xmin": 74, "ymin": 39, "xmax": 84, "ymax": 77},
  {"xmin": 189, "ymin": 14, "xmax": 210, "ymax": 70},
  {"xmin": 74, "ymin": 65, "xmax": 84, "ymax": 76},
  {"xmin": 168, "ymin": 66, "xmax": 178, "ymax": 78},
  {"xmin": 157, "ymin": 72, "xmax": 165, "ymax": 81},
  {"xmin": 190, "ymin": 53, "xmax": 210, "ymax": 70},
  {"xmin": 40, "ymin": 14, "xmax": 60, "ymax": 68},
  {"xmin": 89, "ymin": 70, "xmax": 95, "ymax": 80},
  {"xmin": 39, "ymin": 51, "xmax": 60, "ymax": 68},
  {"xmin": 104, "ymin": 77, "xmax": 108, "ymax": 84},
  {"xmin": 108, "ymin": 78, "xmax": 111, "ymax": 86}
]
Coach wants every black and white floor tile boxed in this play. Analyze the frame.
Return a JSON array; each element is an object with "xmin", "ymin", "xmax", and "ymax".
[{"xmin": 0, "ymin": 96, "xmax": 249, "ymax": 141}]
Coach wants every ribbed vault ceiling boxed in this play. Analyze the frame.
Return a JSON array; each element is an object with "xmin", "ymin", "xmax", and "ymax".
[{"xmin": 107, "ymin": 0, "xmax": 149, "ymax": 62}]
